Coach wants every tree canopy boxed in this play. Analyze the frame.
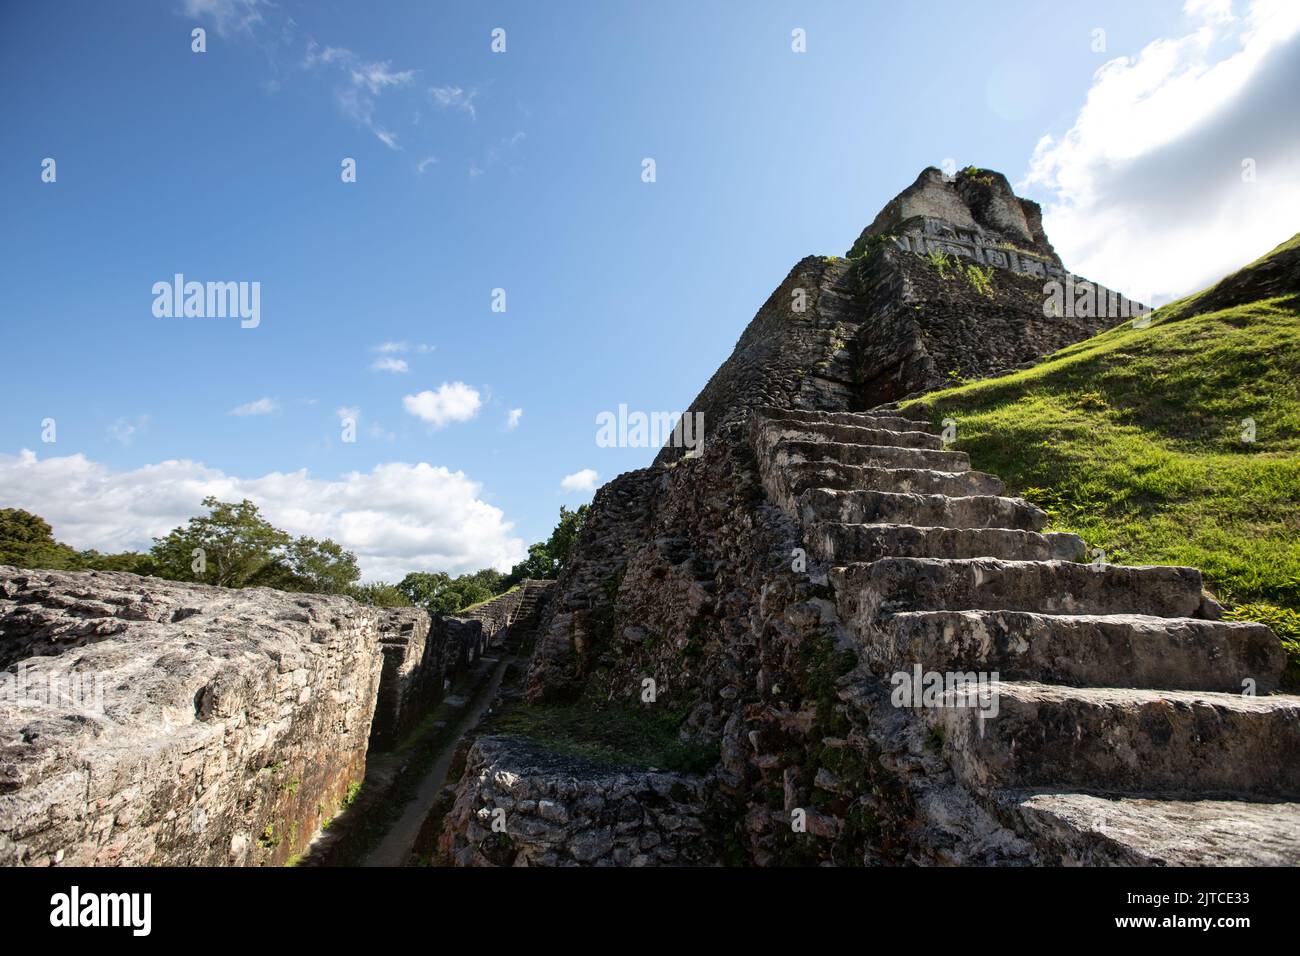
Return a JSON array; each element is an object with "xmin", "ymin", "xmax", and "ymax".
[{"xmin": 0, "ymin": 500, "xmax": 589, "ymax": 614}]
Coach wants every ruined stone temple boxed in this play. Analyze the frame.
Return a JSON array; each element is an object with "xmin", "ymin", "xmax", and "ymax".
[{"xmin": 3, "ymin": 167, "xmax": 1297, "ymax": 867}]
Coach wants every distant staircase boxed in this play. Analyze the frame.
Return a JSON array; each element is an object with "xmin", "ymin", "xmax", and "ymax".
[
  {"xmin": 499, "ymin": 579, "xmax": 553, "ymax": 651},
  {"xmin": 750, "ymin": 405, "xmax": 1300, "ymax": 865}
]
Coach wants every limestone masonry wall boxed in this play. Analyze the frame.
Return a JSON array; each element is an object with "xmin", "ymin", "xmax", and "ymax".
[
  {"xmin": 437, "ymin": 737, "xmax": 720, "ymax": 866},
  {"xmin": 368, "ymin": 608, "xmax": 437, "ymax": 751},
  {"xmin": 459, "ymin": 579, "xmax": 554, "ymax": 647},
  {"xmin": 0, "ymin": 567, "xmax": 388, "ymax": 866}
]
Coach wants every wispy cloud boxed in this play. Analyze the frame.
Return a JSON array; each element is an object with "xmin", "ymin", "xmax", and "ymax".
[
  {"xmin": 506, "ymin": 408, "xmax": 523, "ymax": 430},
  {"xmin": 350, "ymin": 61, "xmax": 415, "ymax": 95},
  {"xmin": 230, "ymin": 397, "xmax": 277, "ymax": 417},
  {"xmin": 372, "ymin": 341, "xmax": 433, "ymax": 355},
  {"xmin": 417, "ymin": 155, "xmax": 438, "ymax": 174},
  {"xmin": 371, "ymin": 357, "xmax": 409, "ymax": 374},
  {"xmin": 107, "ymin": 415, "xmax": 150, "ymax": 446},
  {"xmin": 367, "ymin": 422, "xmax": 397, "ymax": 442},
  {"xmin": 181, "ymin": 0, "xmax": 266, "ymax": 38},
  {"xmin": 402, "ymin": 382, "xmax": 482, "ymax": 428},
  {"xmin": 181, "ymin": 10, "xmax": 483, "ymax": 156},
  {"xmin": 304, "ymin": 40, "xmax": 417, "ymax": 149},
  {"xmin": 429, "ymin": 85, "xmax": 478, "ymax": 119}
]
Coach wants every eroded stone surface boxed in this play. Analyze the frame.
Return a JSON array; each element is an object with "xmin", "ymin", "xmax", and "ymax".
[{"xmin": 0, "ymin": 567, "xmax": 384, "ymax": 866}]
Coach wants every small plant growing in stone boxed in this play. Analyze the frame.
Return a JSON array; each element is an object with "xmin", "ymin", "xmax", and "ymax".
[
  {"xmin": 924, "ymin": 724, "xmax": 945, "ymax": 754},
  {"xmin": 925, "ymin": 249, "xmax": 952, "ymax": 279},
  {"xmin": 965, "ymin": 264, "xmax": 995, "ymax": 299},
  {"xmin": 258, "ymin": 823, "xmax": 281, "ymax": 850}
]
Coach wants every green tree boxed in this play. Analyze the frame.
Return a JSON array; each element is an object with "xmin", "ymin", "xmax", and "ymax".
[
  {"xmin": 348, "ymin": 582, "xmax": 414, "ymax": 608},
  {"xmin": 0, "ymin": 508, "xmax": 82, "ymax": 570},
  {"xmin": 79, "ymin": 550, "xmax": 158, "ymax": 575},
  {"xmin": 546, "ymin": 505, "xmax": 588, "ymax": 567},
  {"xmin": 395, "ymin": 571, "xmax": 452, "ymax": 610},
  {"xmin": 150, "ymin": 499, "xmax": 361, "ymax": 593},
  {"xmin": 271, "ymin": 536, "xmax": 361, "ymax": 594},
  {"xmin": 395, "ymin": 568, "xmax": 514, "ymax": 616},
  {"xmin": 150, "ymin": 497, "xmax": 290, "ymax": 588},
  {"xmin": 504, "ymin": 504, "xmax": 589, "ymax": 586}
]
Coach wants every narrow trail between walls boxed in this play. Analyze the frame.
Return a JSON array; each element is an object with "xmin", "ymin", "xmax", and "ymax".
[{"xmin": 363, "ymin": 654, "xmax": 514, "ymax": 867}]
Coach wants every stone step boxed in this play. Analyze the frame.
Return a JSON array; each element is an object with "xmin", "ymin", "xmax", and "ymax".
[
  {"xmin": 799, "ymin": 488, "xmax": 1047, "ymax": 531},
  {"xmin": 753, "ymin": 405, "xmax": 936, "ymax": 434},
  {"xmin": 925, "ymin": 682, "xmax": 1300, "ymax": 797},
  {"xmin": 996, "ymin": 790, "xmax": 1300, "ymax": 865},
  {"xmin": 776, "ymin": 461, "xmax": 1004, "ymax": 499},
  {"xmin": 832, "ymin": 557, "xmax": 1211, "ymax": 620},
  {"xmin": 808, "ymin": 523, "xmax": 1084, "ymax": 564},
  {"xmin": 756, "ymin": 418, "xmax": 944, "ymax": 451},
  {"xmin": 879, "ymin": 610, "xmax": 1284, "ymax": 693},
  {"xmin": 768, "ymin": 439, "xmax": 971, "ymax": 472}
]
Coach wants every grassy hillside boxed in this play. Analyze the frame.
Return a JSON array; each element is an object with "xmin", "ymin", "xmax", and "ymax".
[{"xmin": 905, "ymin": 234, "xmax": 1300, "ymax": 687}]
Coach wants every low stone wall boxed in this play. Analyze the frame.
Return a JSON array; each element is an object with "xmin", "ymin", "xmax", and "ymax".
[
  {"xmin": 459, "ymin": 580, "xmax": 552, "ymax": 647},
  {"xmin": 0, "ymin": 567, "xmax": 384, "ymax": 866},
  {"xmin": 368, "ymin": 608, "xmax": 436, "ymax": 750},
  {"xmin": 443, "ymin": 616, "xmax": 485, "ymax": 670},
  {"xmin": 437, "ymin": 737, "xmax": 720, "ymax": 866}
]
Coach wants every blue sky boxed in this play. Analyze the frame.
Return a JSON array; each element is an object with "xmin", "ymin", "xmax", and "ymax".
[{"xmin": 2, "ymin": 0, "xmax": 1297, "ymax": 580}]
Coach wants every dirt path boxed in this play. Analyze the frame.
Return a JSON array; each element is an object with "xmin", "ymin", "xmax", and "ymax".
[{"xmin": 362, "ymin": 654, "xmax": 512, "ymax": 867}]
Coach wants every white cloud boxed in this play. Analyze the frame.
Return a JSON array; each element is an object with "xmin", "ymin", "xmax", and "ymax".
[
  {"xmin": 402, "ymin": 382, "xmax": 481, "ymax": 428},
  {"xmin": 230, "ymin": 397, "xmax": 277, "ymax": 417},
  {"xmin": 429, "ymin": 85, "xmax": 477, "ymax": 118},
  {"xmin": 301, "ymin": 43, "xmax": 350, "ymax": 68},
  {"xmin": 303, "ymin": 41, "xmax": 417, "ymax": 150},
  {"xmin": 417, "ymin": 155, "xmax": 438, "ymax": 173},
  {"xmin": 0, "ymin": 449, "xmax": 525, "ymax": 581},
  {"xmin": 350, "ymin": 61, "xmax": 414, "ymax": 95},
  {"xmin": 560, "ymin": 469, "xmax": 599, "ymax": 493},
  {"xmin": 371, "ymin": 357, "xmax": 409, "ymax": 373},
  {"xmin": 1185, "ymin": 0, "xmax": 1236, "ymax": 24},
  {"xmin": 107, "ymin": 415, "xmax": 149, "ymax": 446},
  {"xmin": 336, "ymin": 405, "xmax": 360, "ymax": 423},
  {"xmin": 182, "ymin": 0, "xmax": 266, "ymax": 37},
  {"xmin": 1022, "ymin": 0, "xmax": 1300, "ymax": 300},
  {"xmin": 373, "ymin": 341, "xmax": 433, "ymax": 354},
  {"xmin": 367, "ymin": 422, "xmax": 396, "ymax": 442},
  {"xmin": 506, "ymin": 408, "xmax": 523, "ymax": 430}
]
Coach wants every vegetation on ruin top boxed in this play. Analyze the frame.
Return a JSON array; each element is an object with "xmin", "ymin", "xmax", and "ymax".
[{"xmin": 909, "ymin": 234, "xmax": 1300, "ymax": 687}]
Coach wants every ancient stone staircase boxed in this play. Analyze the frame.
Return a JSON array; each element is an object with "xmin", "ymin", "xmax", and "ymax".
[{"xmin": 750, "ymin": 404, "xmax": 1300, "ymax": 865}]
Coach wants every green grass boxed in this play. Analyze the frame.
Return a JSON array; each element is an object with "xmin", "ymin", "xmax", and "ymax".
[
  {"xmin": 457, "ymin": 583, "xmax": 520, "ymax": 614},
  {"xmin": 904, "ymin": 239, "xmax": 1300, "ymax": 685}
]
